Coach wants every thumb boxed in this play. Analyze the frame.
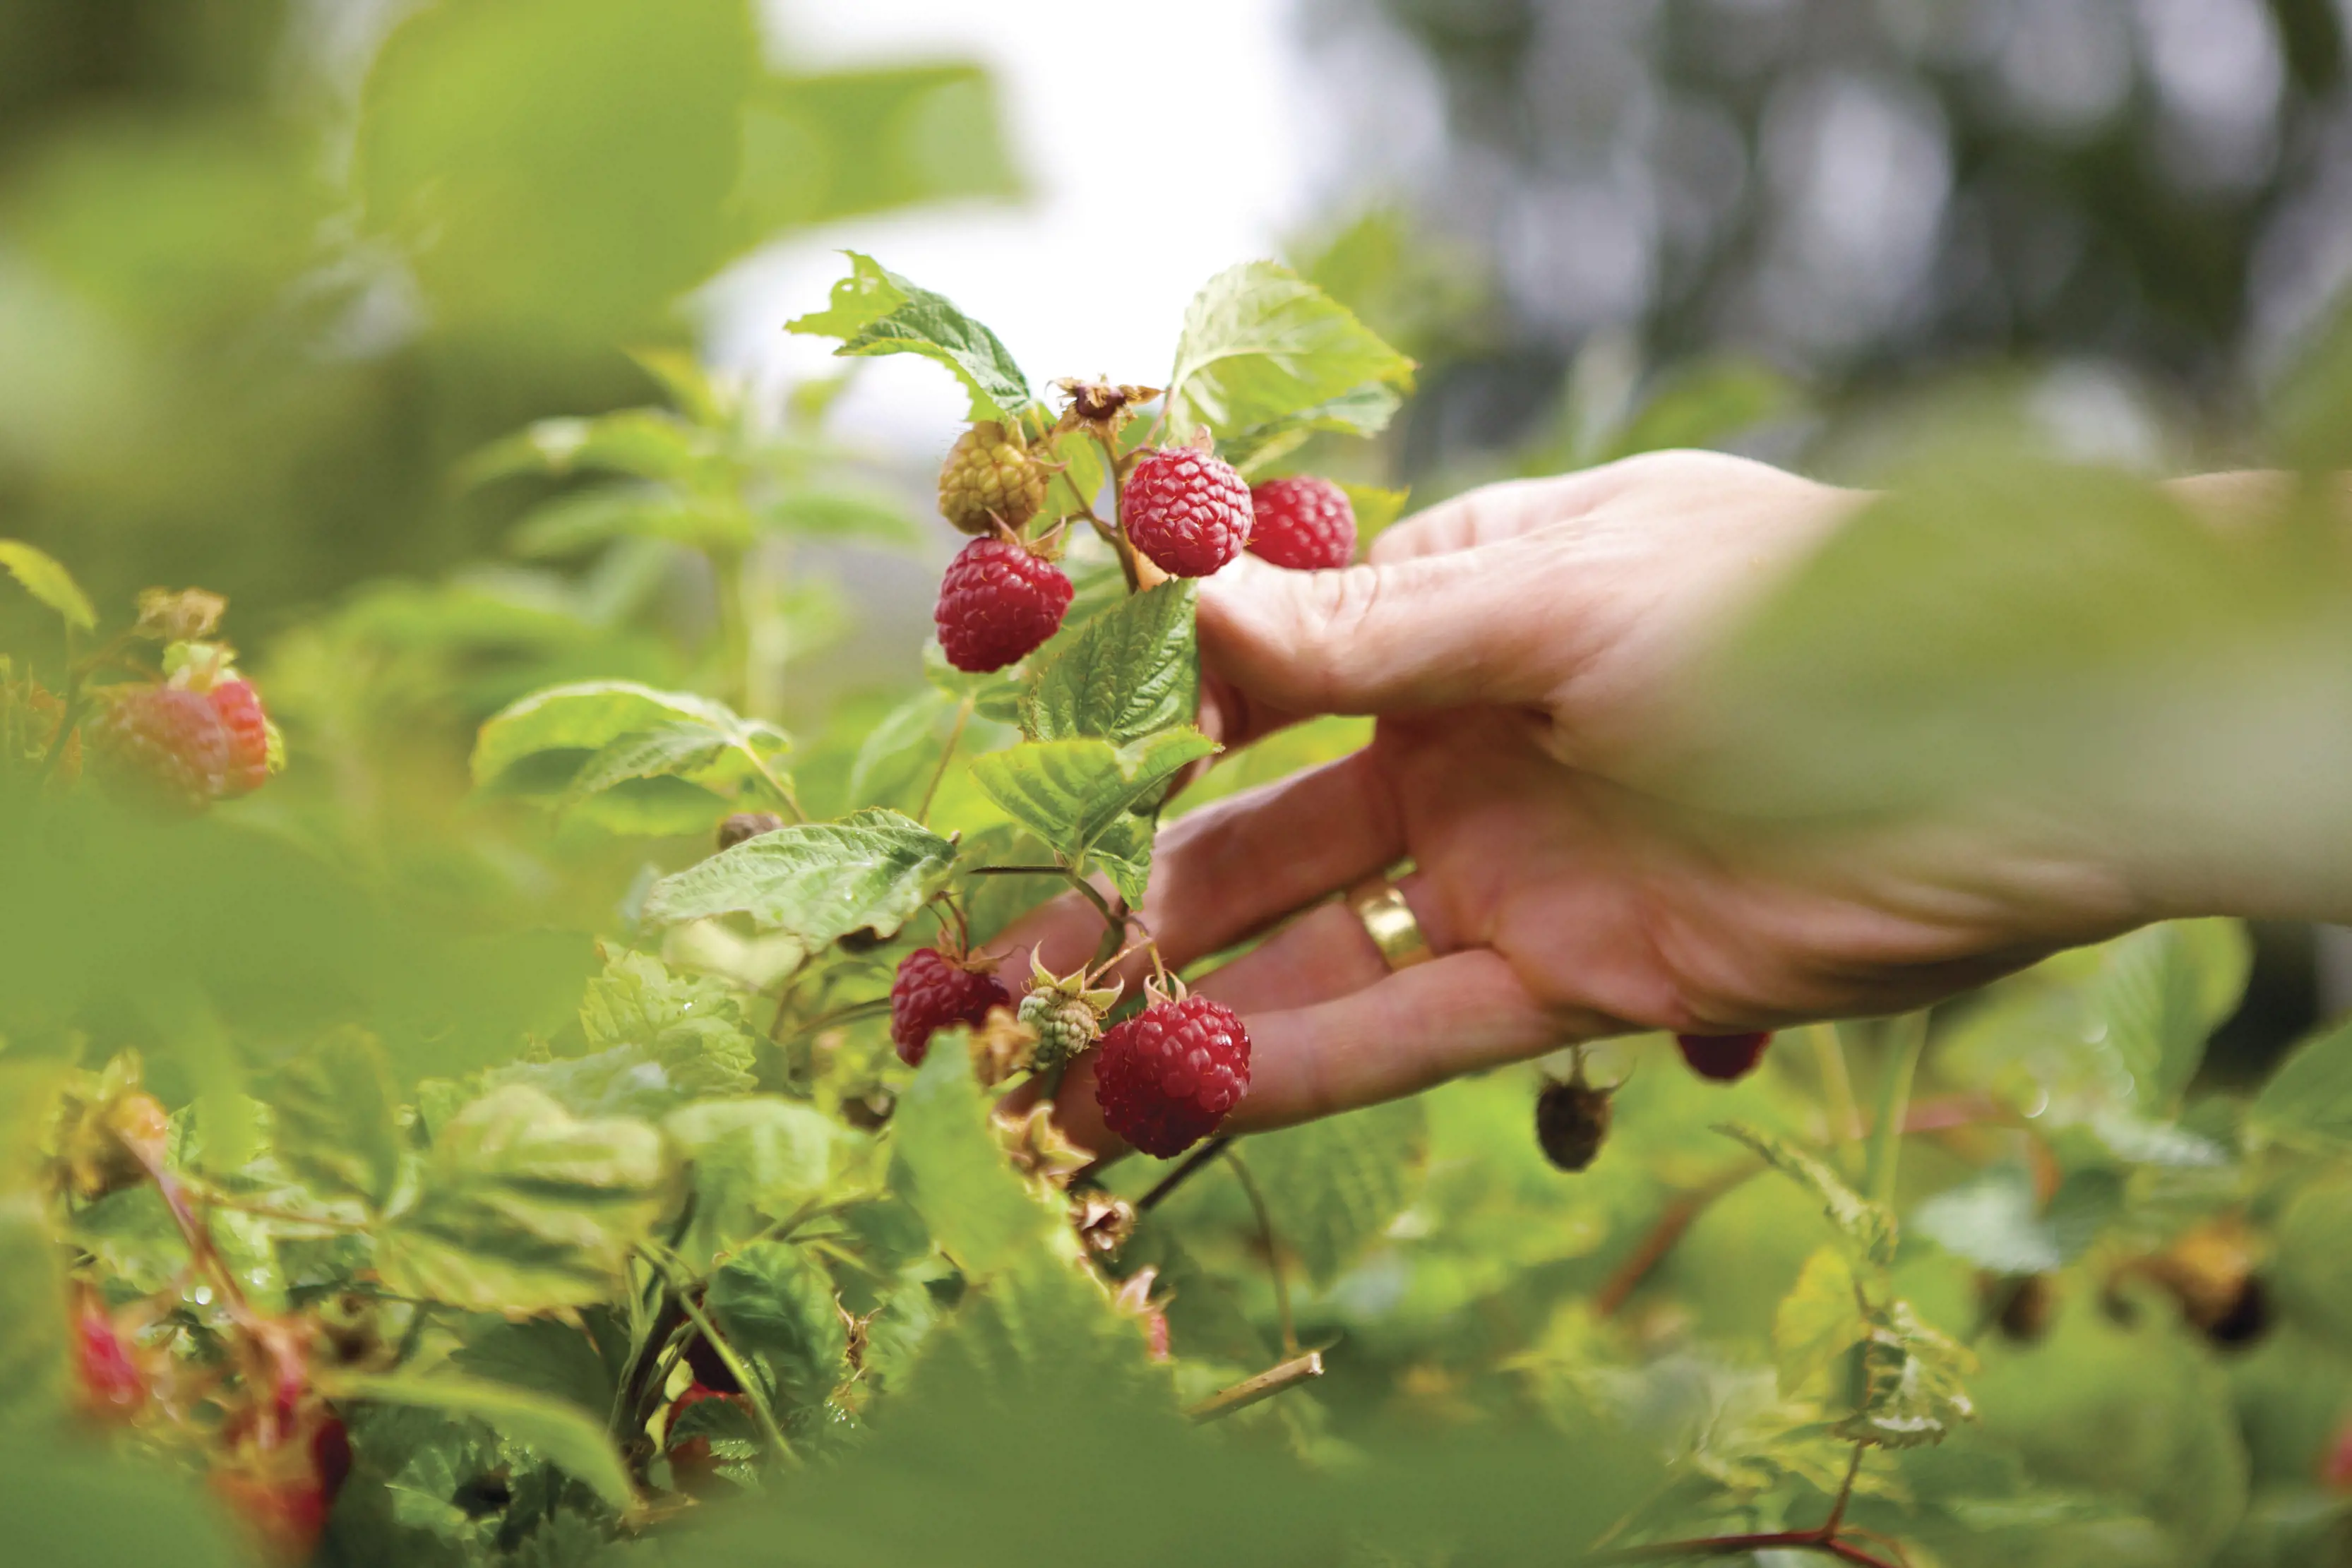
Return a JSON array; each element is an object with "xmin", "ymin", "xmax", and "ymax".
[{"xmin": 1196, "ymin": 541, "xmax": 1561, "ymax": 718}]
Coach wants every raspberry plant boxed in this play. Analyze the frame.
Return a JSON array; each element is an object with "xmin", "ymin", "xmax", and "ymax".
[{"xmin": 6, "ymin": 253, "xmax": 2352, "ymax": 1568}]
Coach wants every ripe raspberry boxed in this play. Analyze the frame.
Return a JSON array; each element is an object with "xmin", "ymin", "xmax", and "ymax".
[
  {"xmin": 1093, "ymin": 993, "xmax": 1250, "ymax": 1157},
  {"xmin": 1676, "ymin": 1031, "xmax": 1773, "ymax": 1083},
  {"xmin": 72, "ymin": 1291, "xmax": 145, "ymax": 1416},
  {"xmin": 1121, "ymin": 447, "xmax": 1253, "ymax": 577},
  {"xmin": 938, "ymin": 421, "xmax": 1048, "ymax": 535},
  {"xmin": 934, "ymin": 537, "xmax": 1075, "ymax": 673},
  {"xmin": 717, "ymin": 810, "xmax": 785, "ymax": 851},
  {"xmin": 208, "ymin": 678, "xmax": 273, "ymax": 798},
  {"xmin": 1246, "ymin": 476, "xmax": 1357, "ymax": 570},
  {"xmin": 890, "ymin": 947, "xmax": 1011, "ymax": 1066},
  {"xmin": 91, "ymin": 685, "xmax": 231, "ymax": 808}
]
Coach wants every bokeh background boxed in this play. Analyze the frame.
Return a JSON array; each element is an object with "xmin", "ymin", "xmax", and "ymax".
[{"xmin": 7, "ymin": 0, "xmax": 2352, "ymax": 1051}]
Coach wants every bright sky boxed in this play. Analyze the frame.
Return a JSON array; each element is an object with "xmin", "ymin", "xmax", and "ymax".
[{"xmin": 705, "ymin": 0, "xmax": 1320, "ymax": 457}]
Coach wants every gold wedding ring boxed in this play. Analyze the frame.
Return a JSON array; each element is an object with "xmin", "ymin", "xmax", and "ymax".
[{"xmin": 1348, "ymin": 878, "xmax": 1433, "ymax": 971}]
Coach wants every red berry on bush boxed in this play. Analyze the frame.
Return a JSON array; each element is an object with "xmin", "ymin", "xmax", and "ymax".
[
  {"xmin": 1093, "ymin": 993, "xmax": 1250, "ymax": 1157},
  {"xmin": 934, "ymin": 537, "xmax": 1074, "ymax": 673},
  {"xmin": 208, "ymin": 678, "xmax": 273, "ymax": 798},
  {"xmin": 1246, "ymin": 476, "xmax": 1356, "ymax": 570},
  {"xmin": 1676, "ymin": 1031, "xmax": 1773, "ymax": 1083},
  {"xmin": 92, "ymin": 685, "xmax": 231, "ymax": 808},
  {"xmin": 890, "ymin": 947, "xmax": 1011, "ymax": 1066},
  {"xmin": 71, "ymin": 1291, "xmax": 144, "ymax": 1416},
  {"xmin": 1121, "ymin": 447, "xmax": 1253, "ymax": 577}
]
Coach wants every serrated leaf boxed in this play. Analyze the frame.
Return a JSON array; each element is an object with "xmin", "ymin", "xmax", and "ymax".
[
  {"xmin": 336, "ymin": 1372, "xmax": 637, "ymax": 1512},
  {"xmin": 560, "ymin": 722, "xmax": 732, "ymax": 813},
  {"xmin": 1912, "ymin": 1163, "xmax": 2060, "ymax": 1276},
  {"xmin": 2252, "ymin": 1012, "xmax": 2352, "ymax": 1153},
  {"xmin": 2090, "ymin": 918, "xmax": 2250, "ymax": 1113},
  {"xmin": 967, "ymin": 729, "xmax": 1217, "ymax": 864},
  {"xmin": 472, "ymin": 681, "xmax": 775, "ymax": 789},
  {"xmin": 1774, "ymin": 1245, "xmax": 1868, "ymax": 1396},
  {"xmin": 0, "ymin": 541, "xmax": 96, "ymax": 633},
  {"xmin": 1244, "ymin": 1098, "xmax": 1428, "ymax": 1288},
  {"xmin": 1837, "ymin": 1300, "xmax": 1977, "ymax": 1449},
  {"xmin": 662, "ymin": 1098, "xmax": 841, "ymax": 1267},
  {"xmin": 1718, "ymin": 1121, "xmax": 1897, "ymax": 1269},
  {"xmin": 846, "ymin": 688, "xmax": 957, "ymax": 813},
  {"xmin": 640, "ymin": 809, "xmax": 955, "ymax": 957},
  {"xmin": 575, "ymin": 949, "xmax": 758, "ymax": 1098},
  {"xmin": 448, "ymin": 1318, "xmax": 616, "ymax": 1418},
  {"xmin": 1163, "ymin": 262, "xmax": 1414, "ymax": 441},
  {"xmin": 1221, "ymin": 383, "xmax": 1405, "ymax": 474},
  {"xmin": 273, "ymin": 1029, "xmax": 404, "ymax": 1212},
  {"xmin": 2087, "ymin": 1109, "xmax": 2228, "ymax": 1167},
  {"xmin": 1022, "ymin": 580, "xmax": 1200, "ymax": 746},
  {"xmin": 787, "ymin": 253, "xmax": 1032, "ymax": 421},
  {"xmin": 508, "ymin": 486, "xmax": 750, "ymax": 558},
  {"xmin": 707, "ymin": 1241, "xmax": 849, "ymax": 1413},
  {"xmin": 376, "ymin": 1087, "xmax": 671, "ymax": 1313},
  {"xmin": 889, "ymin": 1047, "xmax": 1065, "ymax": 1277}
]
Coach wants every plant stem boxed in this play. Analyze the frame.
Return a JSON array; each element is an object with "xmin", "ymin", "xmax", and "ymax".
[
  {"xmin": 1592, "ymin": 1165, "xmax": 1753, "ymax": 1318},
  {"xmin": 915, "ymin": 695, "xmax": 973, "ymax": 827},
  {"xmin": 1582, "ymin": 1532, "xmax": 1898, "ymax": 1567},
  {"xmin": 1809, "ymin": 1022, "xmax": 1867, "ymax": 1179},
  {"xmin": 1183, "ymin": 1351, "xmax": 1324, "ymax": 1423},
  {"xmin": 1136, "ymin": 1135, "xmax": 1231, "ymax": 1212},
  {"xmin": 1224, "ymin": 1149, "xmax": 1296, "ymax": 1355},
  {"xmin": 636, "ymin": 1246, "xmax": 798, "ymax": 1468},
  {"xmin": 967, "ymin": 864, "xmax": 1070, "ymax": 878},
  {"xmin": 1093, "ymin": 431, "xmax": 1143, "ymax": 593},
  {"xmin": 711, "ymin": 546, "xmax": 751, "ymax": 712},
  {"xmin": 1863, "ymin": 1012, "xmax": 1928, "ymax": 1210}
]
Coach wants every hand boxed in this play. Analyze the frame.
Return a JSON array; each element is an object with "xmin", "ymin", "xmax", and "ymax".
[{"xmin": 1000, "ymin": 450, "xmax": 2155, "ymax": 1150}]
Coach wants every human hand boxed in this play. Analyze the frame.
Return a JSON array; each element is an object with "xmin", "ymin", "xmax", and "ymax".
[{"xmin": 1000, "ymin": 450, "xmax": 2156, "ymax": 1150}]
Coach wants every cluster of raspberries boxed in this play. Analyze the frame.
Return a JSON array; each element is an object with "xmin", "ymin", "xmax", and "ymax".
[{"xmin": 931, "ymin": 421, "xmax": 1361, "ymax": 674}]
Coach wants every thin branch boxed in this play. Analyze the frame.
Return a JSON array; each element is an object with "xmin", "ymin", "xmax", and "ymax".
[
  {"xmin": 1863, "ymin": 1012, "xmax": 1929, "ymax": 1209},
  {"xmin": 635, "ymin": 1245, "xmax": 799, "ymax": 1468},
  {"xmin": 1137, "ymin": 1135, "xmax": 1232, "ymax": 1212},
  {"xmin": 915, "ymin": 695, "xmax": 974, "ymax": 827},
  {"xmin": 1808, "ymin": 1022, "xmax": 1867, "ymax": 1178},
  {"xmin": 1582, "ymin": 1532, "xmax": 1897, "ymax": 1568},
  {"xmin": 1593, "ymin": 1166, "xmax": 1753, "ymax": 1319},
  {"xmin": 1184, "ymin": 1351, "xmax": 1324, "ymax": 1423},
  {"xmin": 967, "ymin": 864, "xmax": 1070, "ymax": 878},
  {"xmin": 1093, "ymin": 429, "xmax": 1144, "ymax": 593},
  {"xmin": 1224, "ymin": 1148, "xmax": 1296, "ymax": 1356}
]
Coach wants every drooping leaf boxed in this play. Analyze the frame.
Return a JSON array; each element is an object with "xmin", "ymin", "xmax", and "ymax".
[
  {"xmin": 377, "ymin": 1086, "xmax": 671, "ymax": 1313},
  {"xmin": 662, "ymin": 1098, "xmax": 842, "ymax": 1267},
  {"xmin": 640, "ymin": 810, "xmax": 955, "ymax": 958},
  {"xmin": 335, "ymin": 1372, "xmax": 637, "ymax": 1513},
  {"xmin": 1913, "ymin": 1163, "xmax": 2063, "ymax": 1276},
  {"xmin": 1773, "ymin": 1245, "xmax": 1868, "ymax": 1396},
  {"xmin": 1220, "ymin": 383, "xmax": 1405, "ymax": 474},
  {"xmin": 706, "ymin": 1241, "xmax": 850, "ymax": 1413},
  {"xmin": 1162, "ymin": 261, "xmax": 1414, "ymax": 441},
  {"xmin": 1022, "ymin": 580, "xmax": 1200, "ymax": 746},
  {"xmin": 845, "ymin": 688, "xmax": 958, "ymax": 813},
  {"xmin": 967, "ymin": 729, "xmax": 1217, "ymax": 864},
  {"xmin": 788, "ymin": 253, "xmax": 1032, "ymax": 421},
  {"xmin": 888, "ymin": 1046, "xmax": 1065, "ymax": 1278},
  {"xmin": 2252, "ymin": 1012, "xmax": 2352, "ymax": 1154},
  {"xmin": 1243, "ymin": 1098, "xmax": 1428, "ymax": 1288},
  {"xmin": 448, "ymin": 1318, "xmax": 616, "ymax": 1419},
  {"xmin": 472, "ymin": 681, "xmax": 780, "ymax": 791},
  {"xmin": 273, "ymin": 1029, "xmax": 405, "ymax": 1212},
  {"xmin": 559, "ymin": 722, "xmax": 734, "ymax": 814},
  {"xmin": 1718, "ymin": 1121, "xmax": 1897, "ymax": 1269},
  {"xmin": 0, "ymin": 540, "xmax": 97, "ymax": 633},
  {"xmin": 2088, "ymin": 919, "xmax": 2250, "ymax": 1113},
  {"xmin": 1837, "ymin": 1300, "xmax": 1978, "ymax": 1449}
]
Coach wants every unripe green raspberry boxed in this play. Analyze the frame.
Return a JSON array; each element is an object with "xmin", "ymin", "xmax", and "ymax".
[
  {"xmin": 938, "ymin": 421, "xmax": 1047, "ymax": 534},
  {"xmin": 1018, "ymin": 987, "xmax": 1103, "ymax": 1072}
]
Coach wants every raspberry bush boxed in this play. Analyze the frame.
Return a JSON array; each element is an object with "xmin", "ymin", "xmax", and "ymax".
[{"xmin": 4, "ymin": 237, "xmax": 2352, "ymax": 1568}]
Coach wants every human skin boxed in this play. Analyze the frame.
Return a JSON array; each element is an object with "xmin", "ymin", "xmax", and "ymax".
[{"xmin": 994, "ymin": 450, "xmax": 2291, "ymax": 1152}]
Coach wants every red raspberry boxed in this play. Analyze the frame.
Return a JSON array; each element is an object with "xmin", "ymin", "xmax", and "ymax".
[
  {"xmin": 208, "ymin": 678, "xmax": 273, "ymax": 798},
  {"xmin": 1246, "ymin": 476, "xmax": 1356, "ymax": 570},
  {"xmin": 1093, "ymin": 994, "xmax": 1250, "ymax": 1157},
  {"xmin": 890, "ymin": 947, "xmax": 1011, "ymax": 1066},
  {"xmin": 92, "ymin": 685, "xmax": 230, "ymax": 808},
  {"xmin": 72, "ymin": 1291, "xmax": 145, "ymax": 1416},
  {"xmin": 934, "ymin": 537, "xmax": 1074, "ymax": 673},
  {"xmin": 1121, "ymin": 448, "xmax": 1253, "ymax": 577},
  {"xmin": 1676, "ymin": 1031, "xmax": 1773, "ymax": 1083}
]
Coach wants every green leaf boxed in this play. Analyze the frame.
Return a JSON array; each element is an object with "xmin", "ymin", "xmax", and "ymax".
[
  {"xmin": 0, "ymin": 541, "xmax": 96, "ymax": 633},
  {"xmin": 448, "ymin": 1318, "xmax": 616, "ymax": 1418},
  {"xmin": 1837, "ymin": 1300, "xmax": 1978, "ymax": 1449},
  {"xmin": 1718, "ymin": 1121, "xmax": 1897, "ymax": 1269},
  {"xmin": 458, "ymin": 409, "xmax": 722, "ymax": 489},
  {"xmin": 1774, "ymin": 1245, "xmax": 1868, "ymax": 1396},
  {"xmin": 1339, "ymin": 482, "xmax": 1411, "ymax": 544},
  {"xmin": 707, "ymin": 1241, "xmax": 850, "ymax": 1412},
  {"xmin": 0, "ymin": 1427, "xmax": 246, "ymax": 1568},
  {"xmin": 1022, "ymin": 580, "xmax": 1200, "ymax": 746},
  {"xmin": 662, "ymin": 1098, "xmax": 841, "ymax": 1267},
  {"xmin": 889, "ymin": 1046, "xmax": 1066, "ymax": 1277},
  {"xmin": 336, "ymin": 1372, "xmax": 637, "ymax": 1513},
  {"xmin": 788, "ymin": 253, "xmax": 1032, "ymax": 421},
  {"xmin": 1243, "ymin": 1098, "xmax": 1428, "ymax": 1288},
  {"xmin": 2252, "ymin": 1012, "xmax": 2352, "ymax": 1154},
  {"xmin": 1221, "ymin": 383, "xmax": 1405, "ymax": 474},
  {"xmin": 640, "ymin": 809, "xmax": 955, "ymax": 957},
  {"xmin": 559, "ymin": 722, "xmax": 733, "ymax": 813},
  {"xmin": 508, "ymin": 486, "xmax": 750, "ymax": 558},
  {"xmin": 377, "ymin": 1086, "xmax": 671, "ymax": 1313},
  {"xmin": 732, "ymin": 64, "xmax": 1020, "ymax": 239},
  {"xmin": 1162, "ymin": 261, "xmax": 1414, "ymax": 441},
  {"xmin": 573, "ymin": 948, "xmax": 759, "ymax": 1099},
  {"xmin": 761, "ymin": 486, "xmax": 921, "ymax": 543},
  {"xmin": 472, "ymin": 681, "xmax": 772, "ymax": 789},
  {"xmin": 2089, "ymin": 919, "xmax": 2250, "ymax": 1112},
  {"xmin": 1913, "ymin": 1164, "xmax": 2071, "ymax": 1276},
  {"xmin": 967, "ymin": 729, "xmax": 1217, "ymax": 863},
  {"xmin": 845, "ymin": 688, "xmax": 957, "ymax": 813},
  {"xmin": 0, "ymin": 1190, "xmax": 64, "ymax": 1429},
  {"xmin": 273, "ymin": 1029, "xmax": 405, "ymax": 1212}
]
